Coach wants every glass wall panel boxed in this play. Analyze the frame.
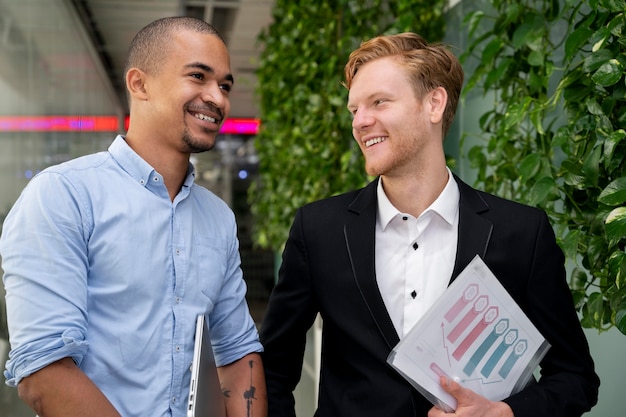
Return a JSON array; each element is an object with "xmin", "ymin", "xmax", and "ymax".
[
  {"xmin": 0, "ymin": 1, "xmax": 124, "ymax": 415},
  {"xmin": 0, "ymin": 3, "xmax": 273, "ymax": 415}
]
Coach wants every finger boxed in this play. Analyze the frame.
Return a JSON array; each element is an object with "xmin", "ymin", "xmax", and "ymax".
[
  {"xmin": 440, "ymin": 376, "xmax": 466, "ymax": 398},
  {"xmin": 441, "ymin": 375, "xmax": 475, "ymax": 405},
  {"xmin": 440, "ymin": 376, "xmax": 457, "ymax": 393},
  {"xmin": 427, "ymin": 404, "xmax": 446, "ymax": 417}
]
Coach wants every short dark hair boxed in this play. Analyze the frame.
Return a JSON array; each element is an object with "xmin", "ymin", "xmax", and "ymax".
[{"xmin": 125, "ymin": 16, "xmax": 224, "ymax": 78}]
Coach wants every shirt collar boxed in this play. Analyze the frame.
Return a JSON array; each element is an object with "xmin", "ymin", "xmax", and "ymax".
[
  {"xmin": 108, "ymin": 135, "xmax": 196, "ymax": 190},
  {"xmin": 376, "ymin": 167, "xmax": 460, "ymax": 230}
]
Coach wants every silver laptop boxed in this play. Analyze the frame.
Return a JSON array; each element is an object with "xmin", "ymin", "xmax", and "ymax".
[{"xmin": 187, "ymin": 314, "xmax": 227, "ymax": 417}]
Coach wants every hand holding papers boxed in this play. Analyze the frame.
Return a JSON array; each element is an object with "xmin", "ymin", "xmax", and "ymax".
[{"xmin": 387, "ymin": 256, "xmax": 550, "ymax": 412}]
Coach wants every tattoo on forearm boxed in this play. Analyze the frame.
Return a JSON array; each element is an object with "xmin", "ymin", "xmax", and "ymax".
[
  {"xmin": 243, "ymin": 360, "xmax": 257, "ymax": 417},
  {"xmin": 220, "ymin": 359, "xmax": 259, "ymax": 416}
]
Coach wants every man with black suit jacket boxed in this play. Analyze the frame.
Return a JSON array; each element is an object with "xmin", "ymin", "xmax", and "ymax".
[{"xmin": 260, "ymin": 33, "xmax": 599, "ymax": 417}]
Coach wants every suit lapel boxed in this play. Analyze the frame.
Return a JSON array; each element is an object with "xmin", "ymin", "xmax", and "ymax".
[
  {"xmin": 451, "ymin": 176, "xmax": 494, "ymax": 283},
  {"xmin": 344, "ymin": 179, "xmax": 400, "ymax": 349},
  {"xmin": 342, "ymin": 176, "xmax": 495, "ymax": 348}
]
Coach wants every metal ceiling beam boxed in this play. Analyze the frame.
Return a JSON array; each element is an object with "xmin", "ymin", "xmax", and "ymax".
[{"xmin": 66, "ymin": 0, "xmax": 127, "ymax": 116}]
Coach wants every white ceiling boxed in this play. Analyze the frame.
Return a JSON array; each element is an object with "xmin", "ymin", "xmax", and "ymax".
[{"xmin": 0, "ymin": 0, "xmax": 275, "ymax": 118}]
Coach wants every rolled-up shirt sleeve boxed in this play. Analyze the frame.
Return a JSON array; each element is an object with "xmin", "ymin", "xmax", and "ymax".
[
  {"xmin": 1, "ymin": 171, "xmax": 91, "ymax": 386},
  {"xmin": 206, "ymin": 211, "xmax": 263, "ymax": 367}
]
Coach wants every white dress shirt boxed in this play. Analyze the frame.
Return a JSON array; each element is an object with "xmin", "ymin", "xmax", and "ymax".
[{"xmin": 375, "ymin": 169, "xmax": 460, "ymax": 338}]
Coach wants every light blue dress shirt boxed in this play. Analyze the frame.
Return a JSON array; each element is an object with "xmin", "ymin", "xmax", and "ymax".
[{"xmin": 0, "ymin": 135, "xmax": 263, "ymax": 417}]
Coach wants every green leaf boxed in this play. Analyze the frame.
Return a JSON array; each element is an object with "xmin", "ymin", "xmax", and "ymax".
[
  {"xmin": 583, "ymin": 48, "xmax": 614, "ymax": 73},
  {"xmin": 569, "ymin": 267, "xmax": 589, "ymax": 291},
  {"xmin": 512, "ymin": 14, "xmax": 546, "ymax": 51},
  {"xmin": 607, "ymin": 10, "xmax": 625, "ymax": 35},
  {"xmin": 571, "ymin": 288, "xmax": 587, "ymax": 311},
  {"xmin": 608, "ymin": 251, "xmax": 626, "ymax": 289},
  {"xmin": 527, "ymin": 176, "xmax": 557, "ymax": 205},
  {"xmin": 481, "ymin": 38, "xmax": 505, "ymax": 64},
  {"xmin": 591, "ymin": 59, "xmax": 624, "ymax": 87},
  {"xmin": 519, "ymin": 153, "xmax": 542, "ymax": 180},
  {"xmin": 603, "ymin": 129, "xmax": 626, "ymax": 171},
  {"xmin": 528, "ymin": 50, "xmax": 544, "ymax": 66},
  {"xmin": 561, "ymin": 230, "xmax": 582, "ymax": 260},
  {"xmin": 582, "ymin": 146, "xmax": 601, "ymax": 187},
  {"xmin": 587, "ymin": 236, "xmax": 608, "ymax": 271},
  {"xmin": 584, "ymin": 292, "xmax": 606, "ymax": 328},
  {"xmin": 511, "ymin": 18, "xmax": 534, "ymax": 49},
  {"xmin": 591, "ymin": 26, "xmax": 611, "ymax": 52},
  {"xmin": 530, "ymin": 108, "xmax": 545, "ymax": 135},
  {"xmin": 546, "ymin": 0, "xmax": 561, "ymax": 21},
  {"xmin": 585, "ymin": 98, "xmax": 604, "ymax": 116},
  {"xmin": 606, "ymin": 207, "xmax": 626, "ymax": 247},
  {"xmin": 600, "ymin": 0, "xmax": 626, "ymax": 13},
  {"xmin": 468, "ymin": 146, "xmax": 487, "ymax": 171},
  {"xmin": 561, "ymin": 158, "xmax": 585, "ymax": 188},
  {"xmin": 465, "ymin": 10, "xmax": 485, "ymax": 39},
  {"xmin": 485, "ymin": 58, "xmax": 513, "ymax": 90},
  {"xmin": 504, "ymin": 97, "xmax": 531, "ymax": 130},
  {"xmin": 565, "ymin": 26, "xmax": 594, "ymax": 58},
  {"xmin": 598, "ymin": 177, "xmax": 626, "ymax": 206}
]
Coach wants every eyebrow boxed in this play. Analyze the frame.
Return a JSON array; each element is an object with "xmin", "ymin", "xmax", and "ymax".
[
  {"xmin": 184, "ymin": 62, "xmax": 235, "ymax": 84},
  {"xmin": 347, "ymin": 92, "xmax": 379, "ymax": 109}
]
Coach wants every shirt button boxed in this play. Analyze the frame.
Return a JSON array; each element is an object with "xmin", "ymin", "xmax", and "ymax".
[
  {"xmin": 172, "ymin": 397, "xmax": 177, "ymax": 404},
  {"xmin": 176, "ymin": 249, "xmax": 181, "ymax": 255},
  {"xmin": 176, "ymin": 345, "xmax": 181, "ymax": 352},
  {"xmin": 176, "ymin": 297, "xmax": 182, "ymax": 304},
  {"xmin": 153, "ymin": 176, "xmax": 159, "ymax": 182}
]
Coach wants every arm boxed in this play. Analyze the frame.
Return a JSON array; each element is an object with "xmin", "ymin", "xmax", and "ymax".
[
  {"xmin": 259, "ymin": 209, "xmax": 320, "ymax": 417},
  {"xmin": 217, "ymin": 353, "xmax": 267, "ymax": 417},
  {"xmin": 502, "ymin": 212, "xmax": 599, "ymax": 416},
  {"xmin": 2, "ymin": 174, "xmax": 94, "ymax": 395},
  {"xmin": 17, "ymin": 358, "xmax": 121, "ymax": 417}
]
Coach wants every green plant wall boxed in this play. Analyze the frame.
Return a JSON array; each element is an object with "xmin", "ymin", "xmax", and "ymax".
[
  {"xmin": 251, "ymin": 0, "xmax": 447, "ymax": 250},
  {"xmin": 251, "ymin": 0, "xmax": 626, "ymax": 335},
  {"xmin": 461, "ymin": 0, "xmax": 626, "ymax": 334}
]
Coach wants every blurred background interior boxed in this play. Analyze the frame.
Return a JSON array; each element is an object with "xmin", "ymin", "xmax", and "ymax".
[{"xmin": 0, "ymin": 1, "xmax": 623, "ymax": 416}]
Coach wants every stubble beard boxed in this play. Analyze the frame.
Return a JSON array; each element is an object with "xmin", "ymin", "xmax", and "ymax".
[
  {"xmin": 364, "ymin": 137, "xmax": 423, "ymax": 178},
  {"xmin": 182, "ymin": 126, "xmax": 216, "ymax": 154},
  {"xmin": 364, "ymin": 150, "xmax": 395, "ymax": 177}
]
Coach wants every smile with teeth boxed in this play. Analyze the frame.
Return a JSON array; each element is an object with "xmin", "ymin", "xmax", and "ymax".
[
  {"xmin": 365, "ymin": 136, "xmax": 386, "ymax": 148},
  {"xmin": 193, "ymin": 112, "xmax": 218, "ymax": 123}
]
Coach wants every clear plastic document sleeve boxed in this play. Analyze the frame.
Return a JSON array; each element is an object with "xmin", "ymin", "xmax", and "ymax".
[{"xmin": 387, "ymin": 255, "xmax": 550, "ymax": 412}]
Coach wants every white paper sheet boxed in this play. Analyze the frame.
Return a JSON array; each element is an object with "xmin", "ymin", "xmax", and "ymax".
[{"xmin": 387, "ymin": 255, "xmax": 550, "ymax": 412}]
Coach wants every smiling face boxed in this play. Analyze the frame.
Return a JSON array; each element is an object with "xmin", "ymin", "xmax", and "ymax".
[
  {"xmin": 141, "ymin": 29, "xmax": 233, "ymax": 155},
  {"xmin": 347, "ymin": 56, "xmax": 436, "ymax": 178}
]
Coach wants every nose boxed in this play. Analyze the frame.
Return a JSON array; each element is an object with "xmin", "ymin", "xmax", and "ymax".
[
  {"xmin": 352, "ymin": 108, "xmax": 374, "ymax": 131},
  {"xmin": 201, "ymin": 81, "xmax": 228, "ymax": 109}
]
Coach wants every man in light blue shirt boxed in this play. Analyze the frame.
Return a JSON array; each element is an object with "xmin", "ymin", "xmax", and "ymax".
[{"xmin": 0, "ymin": 16, "xmax": 266, "ymax": 417}]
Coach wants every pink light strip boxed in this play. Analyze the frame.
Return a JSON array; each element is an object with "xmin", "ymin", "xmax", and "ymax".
[
  {"xmin": 0, "ymin": 116, "xmax": 118, "ymax": 132},
  {"xmin": 0, "ymin": 116, "xmax": 260, "ymax": 135}
]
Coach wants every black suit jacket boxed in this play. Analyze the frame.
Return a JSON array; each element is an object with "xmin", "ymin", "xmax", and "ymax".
[{"xmin": 260, "ymin": 176, "xmax": 599, "ymax": 417}]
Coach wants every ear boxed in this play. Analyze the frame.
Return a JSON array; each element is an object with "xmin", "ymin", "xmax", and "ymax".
[
  {"xmin": 126, "ymin": 68, "xmax": 149, "ymax": 101},
  {"xmin": 427, "ymin": 86, "xmax": 448, "ymax": 125}
]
